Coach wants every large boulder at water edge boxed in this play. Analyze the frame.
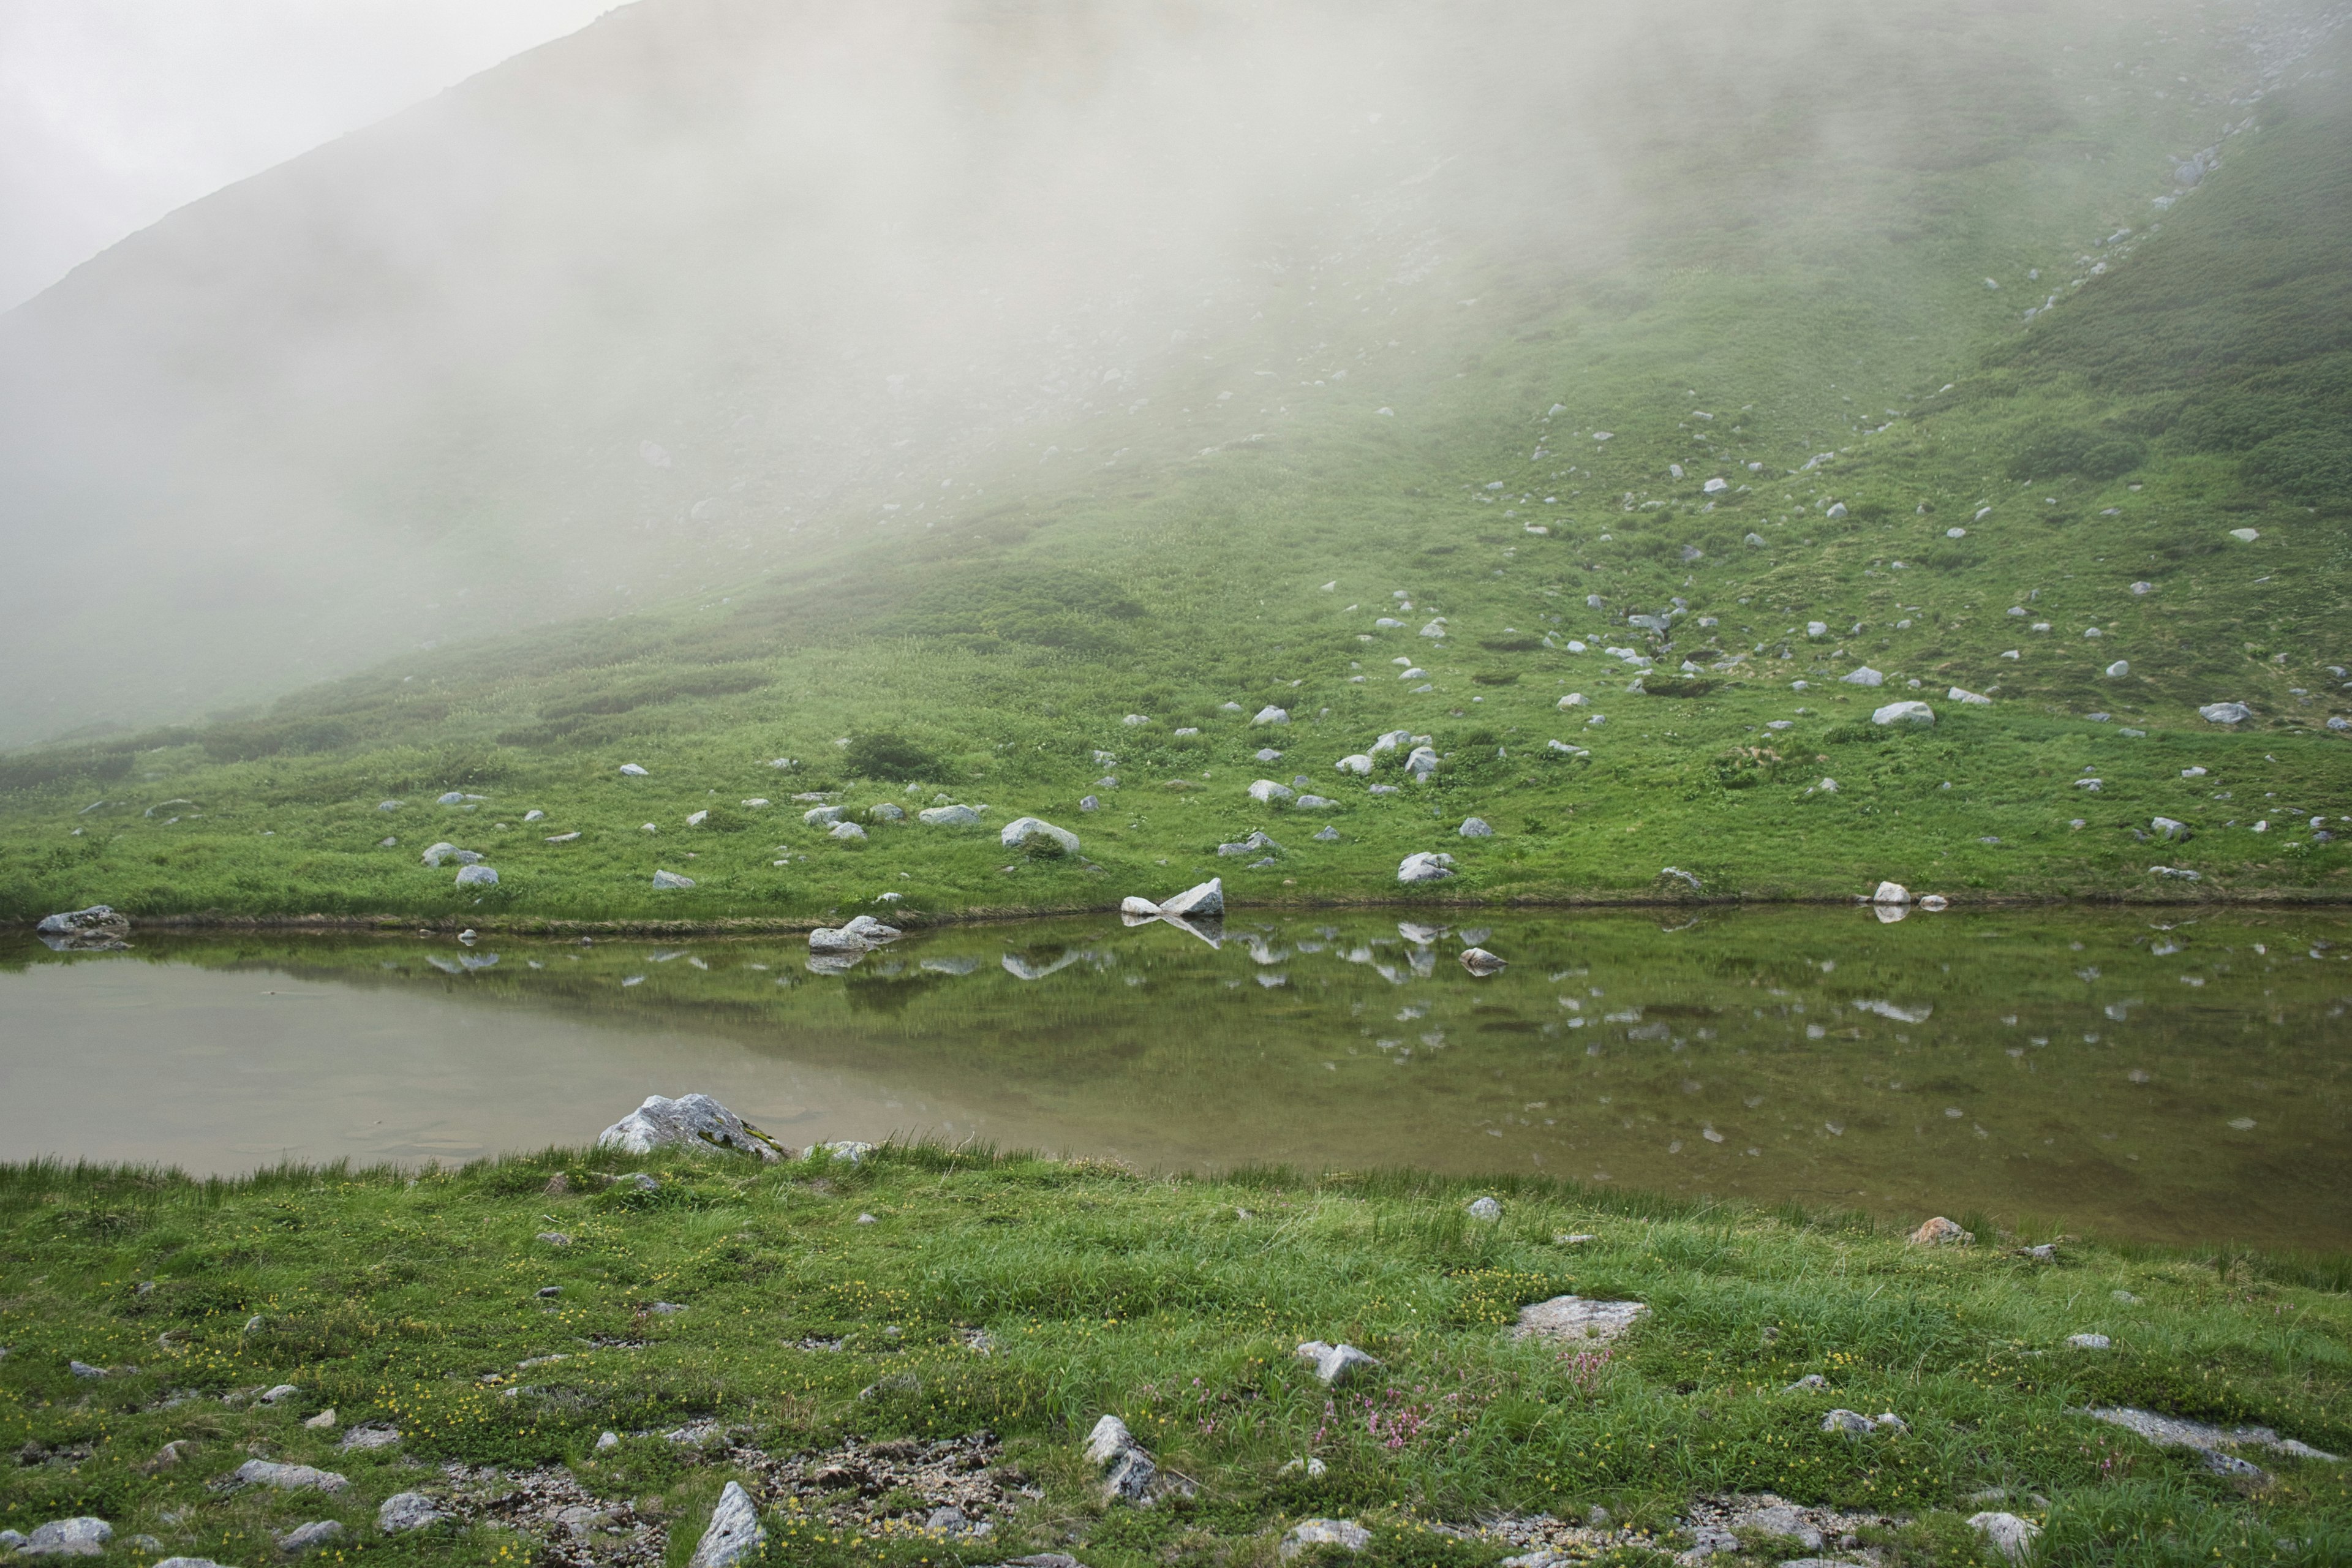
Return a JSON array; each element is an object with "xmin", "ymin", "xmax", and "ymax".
[
  {"xmin": 598, "ymin": 1093, "xmax": 786, "ymax": 1161},
  {"xmin": 35, "ymin": 906, "xmax": 129, "ymax": 952},
  {"xmin": 1158, "ymin": 878, "xmax": 1224, "ymax": 918}
]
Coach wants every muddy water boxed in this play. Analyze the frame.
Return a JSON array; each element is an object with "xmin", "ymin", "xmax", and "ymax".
[{"xmin": 3, "ymin": 906, "xmax": 2346, "ymax": 1250}]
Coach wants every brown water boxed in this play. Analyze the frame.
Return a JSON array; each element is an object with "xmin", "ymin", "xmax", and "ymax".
[{"xmin": 3, "ymin": 907, "xmax": 2346, "ymax": 1250}]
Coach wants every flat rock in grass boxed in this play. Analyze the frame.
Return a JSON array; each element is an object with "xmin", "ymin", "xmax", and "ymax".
[
  {"xmin": 1512, "ymin": 1295, "xmax": 1649, "ymax": 1344},
  {"xmin": 1966, "ymin": 1512, "xmax": 2041, "ymax": 1563},
  {"xmin": 804, "ymin": 1140, "xmax": 875, "ymax": 1163},
  {"xmin": 231, "ymin": 1460, "xmax": 348, "ymax": 1493},
  {"xmin": 1085, "ymin": 1414, "xmax": 1157, "ymax": 1501},
  {"xmin": 153, "ymin": 1559, "xmax": 231, "ymax": 1568},
  {"xmin": 1466, "ymin": 1196, "xmax": 1502, "ymax": 1220},
  {"xmin": 1248, "ymin": 779, "xmax": 1295, "ymax": 804},
  {"xmin": 1949, "ymin": 687, "xmax": 1993, "ymax": 706},
  {"xmin": 1396, "ymin": 851, "xmax": 1455, "ymax": 883},
  {"xmin": 1336, "ymin": 753, "xmax": 1373, "ymax": 775},
  {"xmin": 1294, "ymin": 1341, "xmax": 1379, "ymax": 1386},
  {"xmin": 829, "ymin": 821, "xmax": 867, "ymax": 842},
  {"xmin": 919, "ymin": 804, "xmax": 984, "ymax": 827},
  {"xmin": 1822, "ymin": 1409, "xmax": 1879, "ymax": 1436},
  {"xmin": 15, "ymin": 1518, "xmax": 112, "ymax": 1557},
  {"xmin": 2199, "ymin": 701, "xmax": 2251, "ymax": 725},
  {"xmin": 2067, "ymin": 1333, "xmax": 2111, "ymax": 1349},
  {"xmin": 1841, "ymin": 666, "xmax": 1883, "ymax": 687},
  {"xmin": 1459, "ymin": 948, "xmax": 1506, "ymax": 976},
  {"xmin": 688, "ymin": 1481, "xmax": 767, "ymax": 1568},
  {"xmin": 376, "ymin": 1492, "xmax": 445, "ymax": 1533},
  {"xmin": 339, "ymin": 1424, "xmax": 399, "ymax": 1452},
  {"xmin": 1871, "ymin": 700, "xmax": 1934, "ymax": 727},
  {"xmin": 598, "ymin": 1093, "xmax": 785, "ymax": 1161},
  {"xmin": 1280, "ymin": 1519, "xmax": 1371, "ymax": 1558},
  {"xmin": 1252, "ymin": 706, "xmax": 1291, "ymax": 725},
  {"xmin": 1909, "ymin": 1216, "xmax": 1973, "ymax": 1246},
  {"xmin": 277, "ymin": 1520, "xmax": 344, "ymax": 1553},
  {"xmin": 419, "ymin": 842, "xmax": 481, "ymax": 868},
  {"xmin": 2084, "ymin": 1406, "xmax": 2341, "ymax": 1464},
  {"xmin": 619, "ymin": 763, "xmax": 649, "ymax": 776},
  {"xmin": 1295, "ymin": 794, "xmax": 1336, "ymax": 809},
  {"xmin": 650, "ymin": 869, "xmax": 695, "ymax": 889},
  {"xmin": 867, "ymin": 802, "xmax": 904, "ymax": 822},
  {"xmin": 1001, "ymin": 816, "xmax": 1080, "ymax": 853},
  {"xmin": 1158, "ymin": 878, "xmax": 1224, "ymax": 919},
  {"xmin": 453, "ymin": 864, "xmax": 497, "ymax": 888},
  {"xmin": 1313, "ymin": 826, "xmax": 1340, "ymax": 841}
]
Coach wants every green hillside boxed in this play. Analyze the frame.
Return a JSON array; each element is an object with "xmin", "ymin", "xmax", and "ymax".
[{"xmin": 2, "ymin": 1, "xmax": 2348, "ymax": 924}]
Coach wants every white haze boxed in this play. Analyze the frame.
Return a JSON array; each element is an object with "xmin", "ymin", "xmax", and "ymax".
[
  {"xmin": 0, "ymin": 0, "xmax": 624, "ymax": 311},
  {"xmin": 0, "ymin": 0, "xmax": 2250, "ymax": 745}
]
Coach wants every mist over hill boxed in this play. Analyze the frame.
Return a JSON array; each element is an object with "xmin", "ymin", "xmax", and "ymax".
[{"xmin": 4, "ymin": 0, "xmax": 2317, "ymax": 746}]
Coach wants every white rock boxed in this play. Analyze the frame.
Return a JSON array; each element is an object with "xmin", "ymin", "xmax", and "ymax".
[
  {"xmin": 1368, "ymin": 729, "xmax": 1412, "ymax": 753},
  {"xmin": 1920, "ymin": 894, "xmax": 1950, "ymax": 911},
  {"xmin": 1253, "ymin": 706, "xmax": 1291, "ymax": 726},
  {"xmin": 1397, "ymin": 852, "xmax": 1455, "ymax": 883},
  {"xmin": 1468, "ymin": 1197, "xmax": 1501, "ymax": 1221},
  {"xmin": 1458, "ymin": 816, "xmax": 1493, "ymax": 837},
  {"xmin": 1405, "ymin": 745, "xmax": 1439, "ymax": 780},
  {"xmin": 1085, "ymin": 1415, "xmax": 1158, "ymax": 1501},
  {"xmin": 2198, "ymin": 702, "xmax": 2250, "ymax": 725},
  {"xmin": 651, "ymin": 869, "xmax": 696, "ymax": 889},
  {"xmin": 1281, "ymin": 1520, "xmax": 1371, "ymax": 1559},
  {"xmin": 1335, "ymin": 753, "xmax": 1373, "ymax": 775},
  {"xmin": 1703, "ymin": 477, "xmax": 1728, "ymax": 494},
  {"xmin": 1459, "ymin": 947, "xmax": 1506, "ymax": 975},
  {"xmin": 1296, "ymin": 794, "xmax": 1337, "ymax": 808},
  {"xmin": 619, "ymin": 763, "xmax": 649, "ymax": 777},
  {"xmin": 377, "ymin": 1492, "xmax": 444, "ymax": 1533},
  {"xmin": 918, "ymin": 804, "xmax": 983, "ymax": 826},
  {"xmin": 1966, "ymin": 1512, "xmax": 2043, "ymax": 1563},
  {"xmin": 2228, "ymin": 527, "xmax": 2260, "ymax": 543},
  {"xmin": 2152, "ymin": 816, "xmax": 2190, "ymax": 840},
  {"xmin": 16, "ymin": 1518, "xmax": 112, "ymax": 1558},
  {"xmin": 1807, "ymin": 621, "xmax": 1828, "ymax": 637},
  {"xmin": 522, "ymin": 810, "xmax": 545, "ymax": 823},
  {"xmin": 1374, "ymin": 617, "xmax": 1405, "ymax": 630},
  {"xmin": 829, "ymin": 821, "xmax": 867, "ymax": 841},
  {"xmin": 2106, "ymin": 660, "xmax": 2131, "ymax": 678},
  {"xmin": 1842, "ymin": 667, "xmax": 1884, "ymax": 687},
  {"xmin": 1249, "ymin": 779, "xmax": 1296, "ymax": 804},
  {"xmin": 1513, "ymin": 1295, "xmax": 1649, "ymax": 1342},
  {"xmin": 1872, "ymin": 881, "xmax": 1911, "ymax": 905},
  {"xmin": 1871, "ymin": 701, "xmax": 1936, "ymax": 727},
  {"xmin": 1948, "ymin": 687, "xmax": 1993, "ymax": 705},
  {"xmin": 454, "ymin": 865, "xmax": 499, "ymax": 888},
  {"xmin": 419, "ymin": 842, "xmax": 480, "ymax": 868},
  {"xmin": 802, "ymin": 805, "xmax": 845, "ymax": 826},
  {"xmin": 2068, "ymin": 1333, "xmax": 2111, "ymax": 1349},
  {"xmin": 599, "ymin": 1094, "xmax": 784, "ymax": 1161},
  {"xmin": 686, "ymin": 810, "xmax": 709, "ymax": 827},
  {"xmin": 1419, "ymin": 619, "xmax": 1447, "ymax": 638},
  {"xmin": 1122, "ymin": 714, "xmax": 1151, "ymax": 726},
  {"xmin": 545, "ymin": 832, "xmax": 581, "ymax": 843},
  {"xmin": 1294, "ymin": 1341, "xmax": 1381, "ymax": 1386},
  {"xmin": 1120, "ymin": 896, "xmax": 1161, "ymax": 917},
  {"xmin": 868, "ymin": 802, "xmax": 903, "ymax": 821},
  {"xmin": 1159, "ymin": 878, "xmax": 1225, "ymax": 919},
  {"xmin": 1558, "ymin": 693, "xmax": 1586, "ymax": 709},
  {"xmin": 233, "ymin": 1460, "xmax": 348, "ymax": 1493},
  {"xmin": 688, "ymin": 1482, "xmax": 768, "ymax": 1568},
  {"xmin": 1001, "ymin": 816, "xmax": 1079, "ymax": 853}
]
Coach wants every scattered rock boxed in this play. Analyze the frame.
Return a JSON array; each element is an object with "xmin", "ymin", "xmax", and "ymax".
[
  {"xmin": 1119, "ymin": 896, "xmax": 1161, "ymax": 917},
  {"xmin": 618, "ymin": 763, "xmax": 649, "ymax": 777},
  {"xmin": 229, "ymin": 1460, "xmax": 349, "ymax": 1493},
  {"xmin": 1295, "ymin": 1341, "xmax": 1381, "ymax": 1386},
  {"xmin": 1841, "ymin": 667, "xmax": 1883, "ymax": 687},
  {"xmin": 1459, "ymin": 947, "xmax": 1506, "ymax": 976},
  {"xmin": 377, "ymin": 1491, "xmax": 445, "ymax": 1533},
  {"xmin": 277, "ymin": 1520, "xmax": 344, "ymax": 1554},
  {"xmin": 1919, "ymin": 894, "xmax": 1950, "ymax": 911},
  {"xmin": 1513, "ymin": 1295, "xmax": 1648, "ymax": 1343},
  {"xmin": 1085, "ymin": 1415, "xmax": 1157, "ymax": 1501},
  {"xmin": 1295, "ymin": 794, "xmax": 1336, "ymax": 809},
  {"xmin": 1397, "ymin": 851, "xmax": 1455, "ymax": 883},
  {"xmin": 1966, "ymin": 1512, "xmax": 2042, "ymax": 1563},
  {"xmin": 1822, "ymin": 1409, "xmax": 1879, "ymax": 1436},
  {"xmin": 2152, "ymin": 816, "xmax": 2190, "ymax": 840},
  {"xmin": 259, "ymin": 1384, "xmax": 300, "ymax": 1404},
  {"xmin": 1248, "ymin": 779, "xmax": 1295, "ymax": 804},
  {"xmin": 1872, "ymin": 881, "xmax": 1910, "ymax": 906},
  {"xmin": 1458, "ymin": 816, "xmax": 1494, "ymax": 837},
  {"xmin": 1784, "ymin": 1374, "xmax": 1828, "ymax": 1392},
  {"xmin": 13, "ymin": 1518, "xmax": 113, "ymax": 1558},
  {"xmin": 1909, "ymin": 1216, "xmax": 1973, "ymax": 1246},
  {"xmin": 919, "ymin": 804, "xmax": 984, "ymax": 827},
  {"xmin": 1253, "ymin": 706, "xmax": 1291, "ymax": 726},
  {"xmin": 598, "ymin": 1093, "xmax": 785, "ymax": 1161},
  {"xmin": 1948, "ymin": 687, "xmax": 1993, "ymax": 706},
  {"xmin": 1001, "ymin": 816, "xmax": 1080, "ymax": 853},
  {"xmin": 2068, "ymin": 1333, "xmax": 2111, "ymax": 1350},
  {"xmin": 1278, "ymin": 1457, "xmax": 1329, "ymax": 1479},
  {"xmin": 32, "ymin": 907, "xmax": 128, "ymax": 951},
  {"xmin": 2084, "ymin": 1406, "xmax": 2340, "ymax": 1465},
  {"xmin": 1467, "ymin": 1196, "xmax": 1502, "ymax": 1221},
  {"xmin": 651, "ymin": 869, "xmax": 696, "ymax": 889},
  {"xmin": 339, "ymin": 1423, "xmax": 399, "ymax": 1452},
  {"xmin": 454, "ymin": 864, "xmax": 499, "ymax": 888},
  {"xmin": 829, "ymin": 821, "xmax": 868, "ymax": 842},
  {"xmin": 1870, "ymin": 701, "xmax": 1936, "ymax": 727},
  {"xmin": 1336, "ymin": 754, "xmax": 1373, "ymax": 775},
  {"xmin": 302, "ymin": 1408, "xmax": 337, "ymax": 1430},
  {"xmin": 804, "ymin": 1140, "xmax": 875, "ymax": 1163},
  {"xmin": 2199, "ymin": 702, "xmax": 2251, "ymax": 725},
  {"xmin": 1281, "ymin": 1520, "xmax": 1372, "ymax": 1558},
  {"xmin": 687, "ymin": 1482, "xmax": 767, "ymax": 1568},
  {"xmin": 419, "ymin": 842, "xmax": 480, "ymax": 868}
]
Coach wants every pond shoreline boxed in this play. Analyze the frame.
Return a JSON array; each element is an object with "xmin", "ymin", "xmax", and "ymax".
[{"xmin": 17, "ymin": 884, "xmax": 2350, "ymax": 938}]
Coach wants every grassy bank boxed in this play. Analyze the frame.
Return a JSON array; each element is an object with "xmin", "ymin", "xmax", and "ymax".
[{"xmin": 4, "ymin": 1144, "xmax": 2347, "ymax": 1566}]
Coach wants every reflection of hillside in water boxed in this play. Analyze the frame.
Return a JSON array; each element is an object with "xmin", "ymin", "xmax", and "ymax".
[{"xmin": 4, "ymin": 908, "xmax": 2346, "ymax": 1250}]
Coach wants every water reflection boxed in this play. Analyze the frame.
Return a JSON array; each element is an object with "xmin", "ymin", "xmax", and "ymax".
[{"xmin": 2, "ymin": 907, "xmax": 2346, "ymax": 1251}]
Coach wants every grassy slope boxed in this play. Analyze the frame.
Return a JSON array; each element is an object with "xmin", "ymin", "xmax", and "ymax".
[
  {"xmin": 3, "ymin": 14, "xmax": 2349, "ymax": 924},
  {"xmin": 2, "ymin": 1147, "xmax": 2348, "ymax": 1567}
]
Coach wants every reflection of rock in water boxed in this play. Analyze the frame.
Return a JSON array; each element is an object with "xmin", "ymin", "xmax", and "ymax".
[{"xmin": 36, "ymin": 905, "xmax": 129, "ymax": 952}]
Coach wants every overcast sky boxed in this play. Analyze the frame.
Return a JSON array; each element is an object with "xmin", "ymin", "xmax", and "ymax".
[{"xmin": 0, "ymin": 0, "xmax": 624, "ymax": 311}]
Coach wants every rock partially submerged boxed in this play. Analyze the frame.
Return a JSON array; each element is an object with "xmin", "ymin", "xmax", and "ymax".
[
  {"xmin": 1157, "ymin": 878, "xmax": 1224, "ymax": 919},
  {"xmin": 810, "ymin": 914, "xmax": 902, "ymax": 952},
  {"xmin": 598, "ymin": 1094, "xmax": 786, "ymax": 1161},
  {"xmin": 1872, "ymin": 881, "xmax": 1910, "ymax": 906},
  {"xmin": 1512, "ymin": 1295, "xmax": 1650, "ymax": 1344},
  {"xmin": 35, "ymin": 906, "xmax": 128, "ymax": 952},
  {"xmin": 1459, "ymin": 947, "xmax": 1506, "ymax": 975}
]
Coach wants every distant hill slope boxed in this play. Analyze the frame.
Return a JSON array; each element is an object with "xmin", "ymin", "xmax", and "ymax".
[{"xmin": 2, "ymin": 0, "xmax": 2347, "ymax": 920}]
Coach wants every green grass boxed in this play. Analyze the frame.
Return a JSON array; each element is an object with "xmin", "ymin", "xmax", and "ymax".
[
  {"xmin": 2, "ymin": 9, "xmax": 2348, "ymax": 924},
  {"xmin": 2, "ymin": 1144, "xmax": 2347, "ymax": 1566}
]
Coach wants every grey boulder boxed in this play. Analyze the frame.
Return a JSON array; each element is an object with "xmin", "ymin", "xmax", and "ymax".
[
  {"xmin": 1871, "ymin": 701, "xmax": 1936, "ymax": 726},
  {"xmin": 277, "ymin": 1521, "xmax": 345, "ymax": 1553},
  {"xmin": 1001, "ymin": 816, "xmax": 1080, "ymax": 854},
  {"xmin": 2199, "ymin": 701, "xmax": 2251, "ymax": 725},
  {"xmin": 1397, "ymin": 851, "xmax": 1455, "ymax": 883},
  {"xmin": 1280, "ymin": 1520, "xmax": 1371, "ymax": 1558},
  {"xmin": 598, "ymin": 1093, "xmax": 786, "ymax": 1161},
  {"xmin": 377, "ymin": 1492, "xmax": 445, "ymax": 1533},
  {"xmin": 688, "ymin": 1481, "xmax": 767, "ymax": 1568},
  {"xmin": 454, "ymin": 865, "xmax": 498, "ymax": 888},
  {"xmin": 1841, "ymin": 666, "xmax": 1884, "ymax": 687},
  {"xmin": 1458, "ymin": 816, "xmax": 1493, "ymax": 837},
  {"xmin": 651, "ymin": 869, "xmax": 696, "ymax": 889},
  {"xmin": 15, "ymin": 1518, "xmax": 112, "ymax": 1558},
  {"xmin": 1966, "ymin": 1512, "xmax": 2042, "ymax": 1563},
  {"xmin": 232, "ymin": 1460, "xmax": 348, "ymax": 1493},
  {"xmin": 919, "ymin": 804, "xmax": 984, "ymax": 827},
  {"xmin": 1085, "ymin": 1414, "xmax": 1157, "ymax": 1501},
  {"xmin": 1158, "ymin": 878, "xmax": 1224, "ymax": 919},
  {"xmin": 419, "ymin": 842, "xmax": 481, "ymax": 868},
  {"xmin": 1405, "ymin": 745, "xmax": 1440, "ymax": 780},
  {"xmin": 1512, "ymin": 1295, "xmax": 1650, "ymax": 1343}
]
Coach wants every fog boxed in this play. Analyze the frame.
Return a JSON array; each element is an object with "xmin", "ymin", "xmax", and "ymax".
[{"xmin": 0, "ymin": 0, "xmax": 2233, "ymax": 746}]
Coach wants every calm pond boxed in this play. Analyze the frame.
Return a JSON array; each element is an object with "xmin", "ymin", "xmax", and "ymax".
[{"xmin": 4, "ymin": 907, "xmax": 2346, "ymax": 1251}]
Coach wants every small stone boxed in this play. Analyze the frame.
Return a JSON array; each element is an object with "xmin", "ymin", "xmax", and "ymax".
[
  {"xmin": 1281, "ymin": 1520, "xmax": 1371, "ymax": 1558},
  {"xmin": 1871, "ymin": 700, "xmax": 1936, "ymax": 727},
  {"xmin": 1396, "ymin": 851, "xmax": 1455, "ymax": 883},
  {"xmin": 303, "ymin": 1408, "xmax": 336, "ymax": 1429},
  {"xmin": 2228, "ymin": 527, "xmax": 2259, "ymax": 543},
  {"xmin": 919, "ymin": 804, "xmax": 984, "ymax": 826},
  {"xmin": 1466, "ymin": 1196, "xmax": 1502, "ymax": 1220},
  {"xmin": 454, "ymin": 864, "xmax": 497, "ymax": 888},
  {"xmin": 1948, "ymin": 687, "xmax": 1993, "ymax": 706},
  {"xmin": 277, "ymin": 1520, "xmax": 344, "ymax": 1554},
  {"xmin": 1277, "ymin": 1457, "xmax": 1330, "ymax": 1479},
  {"xmin": 1458, "ymin": 816, "xmax": 1494, "ymax": 838},
  {"xmin": 650, "ymin": 868, "xmax": 696, "ymax": 889},
  {"xmin": 258, "ymin": 1383, "xmax": 300, "ymax": 1404},
  {"xmin": 2198, "ymin": 701, "xmax": 2251, "ymax": 725},
  {"xmin": 537, "ymin": 1231, "xmax": 572, "ymax": 1246},
  {"xmin": 1294, "ymin": 1341, "xmax": 1381, "ymax": 1385},
  {"xmin": 1086, "ymin": 1414, "xmax": 1158, "ymax": 1501},
  {"xmin": 1785, "ymin": 1373, "xmax": 1828, "ymax": 1392},
  {"xmin": 595, "ymin": 1430, "xmax": 620, "ymax": 1451},
  {"xmin": 1967, "ymin": 1512, "xmax": 2043, "ymax": 1563},
  {"xmin": 1841, "ymin": 666, "xmax": 1884, "ymax": 687},
  {"xmin": 232, "ymin": 1460, "xmax": 349, "ymax": 1493},
  {"xmin": 377, "ymin": 1491, "xmax": 445, "ymax": 1534},
  {"xmin": 1823, "ymin": 1409, "xmax": 1877, "ymax": 1436},
  {"xmin": 2152, "ymin": 816, "xmax": 2190, "ymax": 840},
  {"xmin": 2068, "ymin": 1333, "xmax": 2112, "ymax": 1350},
  {"xmin": 1249, "ymin": 779, "xmax": 1296, "ymax": 804},
  {"xmin": 1909, "ymin": 1216, "xmax": 1973, "ymax": 1246},
  {"xmin": 339, "ymin": 1423, "xmax": 400, "ymax": 1452},
  {"xmin": 619, "ymin": 763, "xmax": 649, "ymax": 777},
  {"xmin": 1253, "ymin": 706, "xmax": 1291, "ymax": 725}
]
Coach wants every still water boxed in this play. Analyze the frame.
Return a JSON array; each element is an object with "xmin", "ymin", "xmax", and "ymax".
[{"xmin": 4, "ymin": 908, "xmax": 2346, "ymax": 1251}]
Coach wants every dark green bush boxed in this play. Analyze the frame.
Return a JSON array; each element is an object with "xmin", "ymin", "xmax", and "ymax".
[
  {"xmin": 842, "ymin": 731, "xmax": 939, "ymax": 782},
  {"xmin": 2005, "ymin": 428, "xmax": 2146, "ymax": 481},
  {"xmin": 2242, "ymin": 428, "xmax": 2352, "ymax": 502}
]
